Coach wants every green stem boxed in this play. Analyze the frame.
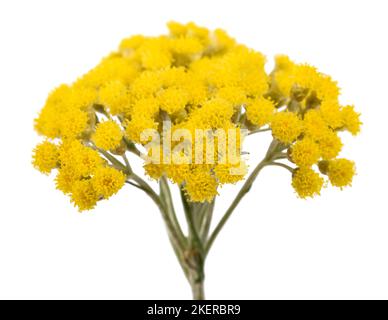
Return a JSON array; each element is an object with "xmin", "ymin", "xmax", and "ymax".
[
  {"xmin": 199, "ymin": 200, "xmax": 215, "ymax": 242},
  {"xmin": 159, "ymin": 176, "xmax": 187, "ymax": 246},
  {"xmin": 190, "ymin": 277, "xmax": 205, "ymax": 300},
  {"xmin": 248, "ymin": 127, "xmax": 271, "ymax": 135},
  {"xmin": 267, "ymin": 162, "xmax": 294, "ymax": 173},
  {"xmin": 205, "ymin": 139, "xmax": 280, "ymax": 255}
]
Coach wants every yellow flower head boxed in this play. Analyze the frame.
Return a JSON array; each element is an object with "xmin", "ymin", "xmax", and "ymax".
[
  {"xmin": 341, "ymin": 105, "xmax": 361, "ymax": 135},
  {"xmin": 325, "ymin": 158, "xmax": 356, "ymax": 188},
  {"xmin": 59, "ymin": 140, "xmax": 104, "ymax": 178},
  {"xmin": 99, "ymin": 80, "xmax": 130, "ymax": 115},
  {"xmin": 71, "ymin": 179, "xmax": 99, "ymax": 211},
  {"xmin": 216, "ymin": 86, "xmax": 246, "ymax": 107},
  {"xmin": 317, "ymin": 131, "xmax": 343, "ymax": 160},
  {"xmin": 158, "ymin": 87, "xmax": 189, "ymax": 114},
  {"xmin": 302, "ymin": 110, "xmax": 329, "ymax": 140},
  {"xmin": 292, "ymin": 167, "xmax": 324, "ymax": 198},
  {"xmin": 184, "ymin": 168, "xmax": 218, "ymax": 202},
  {"xmin": 32, "ymin": 141, "xmax": 59, "ymax": 174},
  {"xmin": 290, "ymin": 138, "xmax": 320, "ymax": 167},
  {"xmin": 92, "ymin": 120, "xmax": 123, "ymax": 151},
  {"xmin": 92, "ymin": 166, "xmax": 126, "ymax": 199},
  {"xmin": 271, "ymin": 112, "xmax": 303, "ymax": 144},
  {"xmin": 245, "ymin": 97, "xmax": 275, "ymax": 127},
  {"xmin": 214, "ymin": 160, "xmax": 248, "ymax": 184},
  {"xmin": 319, "ymin": 100, "xmax": 343, "ymax": 129},
  {"xmin": 125, "ymin": 116, "xmax": 158, "ymax": 144}
]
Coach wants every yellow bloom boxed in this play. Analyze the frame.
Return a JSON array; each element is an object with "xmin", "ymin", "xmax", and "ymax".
[
  {"xmin": 292, "ymin": 167, "xmax": 324, "ymax": 198},
  {"xmin": 125, "ymin": 116, "xmax": 158, "ymax": 144},
  {"xmin": 119, "ymin": 35, "xmax": 146, "ymax": 54},
  {"xmin": 144, "ymin": 163, "xmax": 165, "ymax": 180},
  {"xmin": 92, "ymin": 166, "xmax": 126, "ymax": 199},
  {"xmin": 341, "ymin": 105, "xmax": 361, "ymax": 135},
  {"xmin": 56, "ymin": 166, "xmax": 78, "ymax": 194},
  {"xmin": 320, "ymin": 100, "xmax": 343, "ymax": 129},
  {"xmin": 271, "ymin": 112, "xmax": 303, "ymax": 144},
  {"xmin": 92, "ymin": 120, "xmax": 123, "ymax": 151},
  {"xmin": 138, "ymin": 38, "xmax": 172, "ymax": 70},
  {"xmin": 99, "ymin": 80, "xmax": 130, "ymax": 115},
  {"xmin": 33, "ymin": 22, "xmax": 361, "ymax": 212},
  {"xmin": 60, "ymin": 109, "xmax": 90, "ymax": 140},
  {"xmin": 191, "ymin": 98, "xmax": 234, "ymax": 128},
  {"xmin": 59, "ymin": 140, "xmax": 104, "ymax": 179},
  {"xmin": 167, "ymin": 21, "xmax": 188, "ymax": 37},
  {"xmin": 166, "ymin": 163, "xmax": 191, "ymax": 184},
  {"xmin": 131, "ymin": 97, "xmax": 160, "ymax": 118},
  {"xmin": 245, "ymin": 98, "xmax": 275, "ymax": 127},
  {"xmin": 169, "ymin": 37, "xmax": 204, "ymax": 56},
  {"xmin": 214, "ymin": 160, "xmax": 248, "ymax": 184},
  {"xmin": 302, "ymin": 110, "xmax": 328, "ymax": 140},
  {"xmin": 290, "ymin": 138, "xmax": 320, "ymax": 167},
  {"xmin": 71, "ymin": 179, "xmax": 99, "ymax": 211},
  {"xmin": 184, "ymin": 168, "xmax": 218, "ymax": 202},
  {"xmin": 216, "ymin": 86, "xmax": 246, "ymax": 107},
  {"xmin": 326, "ymin": 158, "xmax": 355, "ymax": 188},
  {"xmin": 158, "ymin": 87, "xmax": 189, "ymax": 114},
  {"xmin": 32, "ymin": 141, "xmax": 59, "ymax": 174},
  {"xmin": 317, "ymin": 131, "xmax": 343, "ymax": 160},
  {"xmin": 212, "ymin": 29, "xmax": 236, "ymax": 52}
]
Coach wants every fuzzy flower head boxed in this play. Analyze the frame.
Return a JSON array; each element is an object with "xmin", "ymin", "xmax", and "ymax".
[
  {"xmin": 320, "ymin": 158, "xmax": 356, "ymax": 188},
  {"xmin": 92, "ymin": 166, "xmax": 126, "ymax": 199},
  {"xmin": 184, "ymin": 167, "xmax": 219, "ymax": 203},
  {"xmin": 92, "ymin": 120, "xmax": 123, "ymax": 151},
  {"xmin": 245, "ymin": 98, "xmax": 275, "ymax": 128},
  {"xmin": 32, "ymin": 141, "xmax": 59, "ymax": 174},
  {"xmin": 271, "ymin": 112, "xmax": 303, "ymax": 144},
  {"xmin": 292, "ymin": 167, "xmax": 324, "ymax": 198},
  {"xmin": 290, "ymin": 138, "xmax": 320, "ymax": 167}
]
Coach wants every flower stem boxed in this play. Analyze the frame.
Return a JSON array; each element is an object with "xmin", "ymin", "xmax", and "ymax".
[
  {"xmin": 190, "ymin": 278, "xmax": 205, "ymax": 300},
  {"xmin": 205, "ymin": 139, "xmax": 281, "ymax": 255}
]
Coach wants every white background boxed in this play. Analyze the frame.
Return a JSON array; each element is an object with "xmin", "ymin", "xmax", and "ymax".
[{"xmin": 0, "ymin": 0, "xmax": 387, "ymax": 300}]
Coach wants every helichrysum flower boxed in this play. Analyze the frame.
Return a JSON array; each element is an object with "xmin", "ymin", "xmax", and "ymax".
[
  {"xmin": 158, "ymin": 87, "xmax": 189, "ymax": 114},
  {"xmin": 290, "ymin": 138, "xmax": 321, "ymax": 167},
  {"xmin": 325, "ymin": 158, "xmax": 356, "ymax": 188},
  {"xmin": 184, "ymin": 168, "xmax": 219, "ymax": 202},
  {"xmin": 99, "ymin": 80, "xmax": 130, "ymax": 115},
  {"xmin": 320, "ymin": 100, "xmax": 343, "ymax": 129},
  {"xmin": 92, "ymin": 120, "xmax": 123, "ymax": 151},
  {"xmin": 214, "ymin": 161, "xmax": 248, "ymax": 184},
  {"xmin": 92, "ymin": 166, "xmax": 126, "ymax": 199},
  {"xmin": 245, "ymin": 98, "xmax": 275, "ymax": 127},
  {"xmin": 317, "ymin": 131, "xmax": 343, "ymax": 160},
  {"xmin": 271, "ymin": 112, "xmax": 303, "ymax": 144},
  {"xmin": 292, "ymin": 167, "xmax": 324, "ymax": 198},
  {"xmin": 71, "ymin": 179, "xmax": 99, "ymax": 211},
  {"xmin": 32, "ymin": 141, "xmax": 59, "ymax": 174},
  {"xmin": 33, "ymin": 21, "xmax": 361, "ymax": 208},
  {"xmin": 341, "ymin": 105, "xmax": 361, "ymax": 135}
]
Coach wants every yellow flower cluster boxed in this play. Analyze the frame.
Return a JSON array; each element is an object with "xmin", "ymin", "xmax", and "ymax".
[
  {"xmin": 33, "ymin": 22, "xmax": 361, "ymax": 207},
  {"xmin": 270, "ymin": 55, "xmax": 361, "ymax": 198}
]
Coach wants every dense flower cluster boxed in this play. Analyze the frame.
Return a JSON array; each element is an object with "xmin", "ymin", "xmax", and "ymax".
[{"xmin": 33, "ymin": 22, "xmax": 361, "ymax": 210}]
